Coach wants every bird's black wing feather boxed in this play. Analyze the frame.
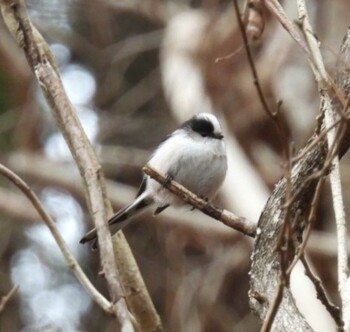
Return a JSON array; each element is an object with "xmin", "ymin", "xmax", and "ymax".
[
  {"xmin": 135, "ymin": 176, "xmax": 147, "ymax": 198},
  {"xmin": 154, "ymin": 204, "xmax": 169, "ymax": 215}
]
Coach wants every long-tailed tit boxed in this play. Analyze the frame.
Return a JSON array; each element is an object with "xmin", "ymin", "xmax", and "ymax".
[{"xmin": 80, "ymin": 112, "xmax": 227, "ymax": 247}]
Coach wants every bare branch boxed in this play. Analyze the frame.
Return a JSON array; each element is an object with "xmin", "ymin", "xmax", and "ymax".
[
  {"xmin": 143, "ymin": 165, "xmax": 256, "ymax": 237},
  {"xmin": 232, "ymin": 0, "xmax": 272, "ymax": 118},
  {"xmin": 102, "ymin": 0, "xmax": 184, "ymax": 24},
  {"xmin": 0, "ymin": 163, "xmax": 114, "ymax": 315},
  {"xmin": 233, "ymin": 0, "xmax": 290, "ymax": 163},
  {"xmin": 5, "ymin": 152, "xmax": 236, "ymax": 243},
  {"xmin": 0, "ymin": 187, "xmax": 42, "ymax": 223},
  {"xmin": 0, "ymin": 0, "xmax": 132, "ymax": 326},
  {"xmin": 260, "ymin": 279, "xmax": 285, "ymax": 332},
  {"xmin": 0, "ymin": 1, "xmax": 163, "ymax": 330},
  {"xmin": 301, "ymin": 256, "xmax": 342, "ymax": 328}
]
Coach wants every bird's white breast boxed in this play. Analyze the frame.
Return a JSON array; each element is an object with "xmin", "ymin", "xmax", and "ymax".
[{"xmin": 147, "ymin": 131, "xmax": 227, "ymax": 207}]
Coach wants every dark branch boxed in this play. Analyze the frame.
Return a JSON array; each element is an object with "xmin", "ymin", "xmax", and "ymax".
[{"xmin": 301, "ymin": 256, "xmax": 343, "ymax": 328}]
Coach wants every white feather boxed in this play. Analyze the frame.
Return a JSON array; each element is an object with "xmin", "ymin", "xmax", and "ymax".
[{"xmin": 80, "ymin": 112, "xmax": 227, "ymax": 245}]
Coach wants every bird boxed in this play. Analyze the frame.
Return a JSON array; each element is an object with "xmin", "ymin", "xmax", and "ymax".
[{"xmin": 80, "ymin": 112, "xmax": 227, "ymax": 248}]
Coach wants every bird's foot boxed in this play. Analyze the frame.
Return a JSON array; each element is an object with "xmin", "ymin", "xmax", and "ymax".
[
  {"xmin": 165, "ymin": 174, "xmax": 174, "ymax": 184},
  {"xmin": 199, "ymin": 195, "xmax": 209, "ymax": 202}
]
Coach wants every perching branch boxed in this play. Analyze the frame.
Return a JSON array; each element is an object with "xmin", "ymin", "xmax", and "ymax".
[{"xmin": 143, "ymin": 165, "xmax": 256, "ymax": 237}]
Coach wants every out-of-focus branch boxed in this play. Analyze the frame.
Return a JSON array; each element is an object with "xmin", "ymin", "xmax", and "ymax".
[
  {"xmin": 233, "ymin": 0, "xmax": 289, "ymax": 161},
  {"xmin": 6, "ymin": 151, "xmax": 350, "ymax": 254},
  {"xmin": 99, "ymin": 145, "xmax": 150, "ymax": 176},
  {"xmin": 6, "ymin": 152, "xmax": 236, "ymax": 241},
  {"xmin": 0, "ymin": 163, "xmax": 114, "ymax": 314},
  {"xmin": 0, "ymin": 187, "xmax": 42, "ymax": 222},
  {"xmin": 109, "ymin": 30, "xmax": 163, "ymax": 64},
  {"xmin": 0, "ymin": 0, "xmax": 132, "ymax": 328},
  {"xmin": 0, "ymin": 1, "xmax": 163, "ymax": 331},
  {"xmin": 2, "ymin": 178, "xmax": 349, "ymax": 257},
  {"xmin": 111, "ymin": 67, "xmax": 161, "ymax": 115},
  {"xmin": 309, "ymin": 231, "xmax": 350, "ymax": 258},
  {"xmin": 143, "ymin": 165, "xmax": 256, "ymax": 237},
  {"xmin": 0, "ymin": 284, "xmax": 18, "ymax": 313},
  {"xmin": 233, "ymin": 0, "xmax": 272, "ymax": 117},
  {"xmin": 264, "ymin": 0, "xmax": 311, "ymax": 57},
  {"xmin": 242, "ymin": 0, "xmax": 265, "ymax": 42},
  {"xmin": 102, "ymin": 0, "xmax": 185, "ymax": 24}
]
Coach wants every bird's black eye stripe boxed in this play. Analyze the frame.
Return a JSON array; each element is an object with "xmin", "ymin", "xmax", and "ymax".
[{"xmin": 183, "ymin": 118, "xmax": 214, "ymax": 137}]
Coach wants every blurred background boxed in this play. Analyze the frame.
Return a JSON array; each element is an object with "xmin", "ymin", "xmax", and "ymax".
[{"xmin": 0, "ymin": 0, "xmax": 349, "ymax": 331}]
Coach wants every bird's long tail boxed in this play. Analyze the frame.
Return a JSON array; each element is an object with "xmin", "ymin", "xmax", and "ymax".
[{"xmin": 79, "ymin": 193, "xmax": 152, "ymax": 248}]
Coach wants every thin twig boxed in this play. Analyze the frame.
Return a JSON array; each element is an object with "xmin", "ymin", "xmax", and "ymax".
[
  {"xmin": 292, "ymin": 107, "xmax": 349, "ymax": 164},
  {"xmin": 301, "ymin": 256, "xmax": 343, "ymax": 330},
  {"xmin": 142, "ymin": 165, "xmax": 256, "ymax": 237},
  {"xmin": 285, "ymin": 115, "xmax": 347, "ymax": 208},
  {"xmin": 296, "ymin": 1, "xmax": 349, "ymax": 329},
  {"xmin": 233, "ymin": 4, "xmax": 296, "ymax": 323},
  {"xmin": 243, "ymin": 0, "xmax": 265, "ymax": 41},
  {"xmin": 234, "ymin": 1, "xmax": 296, "ymax": 328},
  {"xmin": 260, "ymin": 280, "xmax": 285, "ymax": 332},
  {"xmin": 0, "ymin": 163, "xmax": 114, "ymax": 315},
  {"xmin": 232, "ymin": 0, "xmax": 272, "ymax": 117},
  {"xmin": 0, "ymin": 284, "xmax": 19, "ymax": 313},
  {"xmin": 281, "ymin": 94, "xmax": 349, "ymax": 328},
  {"xmin": 232, "ymin": 0, "xmax": 289, "ymax": 160}
]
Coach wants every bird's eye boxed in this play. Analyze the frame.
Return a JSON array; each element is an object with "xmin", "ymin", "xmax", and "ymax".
[{"xmin": 189, "ymin": 118, "xmax": 214, "ymax": 138}]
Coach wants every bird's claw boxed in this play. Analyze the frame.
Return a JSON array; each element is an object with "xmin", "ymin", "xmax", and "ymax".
[{"xmin": 165, "ymin": 174, "xmax": 173, "ymax": 184}]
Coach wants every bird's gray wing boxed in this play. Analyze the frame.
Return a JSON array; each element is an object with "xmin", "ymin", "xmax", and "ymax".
[{"xmin": 80, "ymin": 178, "xmax": 152, "ymax": 249}]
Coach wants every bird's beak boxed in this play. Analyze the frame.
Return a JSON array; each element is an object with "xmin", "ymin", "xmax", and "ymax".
[{"xmin": 213, "ymin": 133, "xmax": 224, "ymax": 139}]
